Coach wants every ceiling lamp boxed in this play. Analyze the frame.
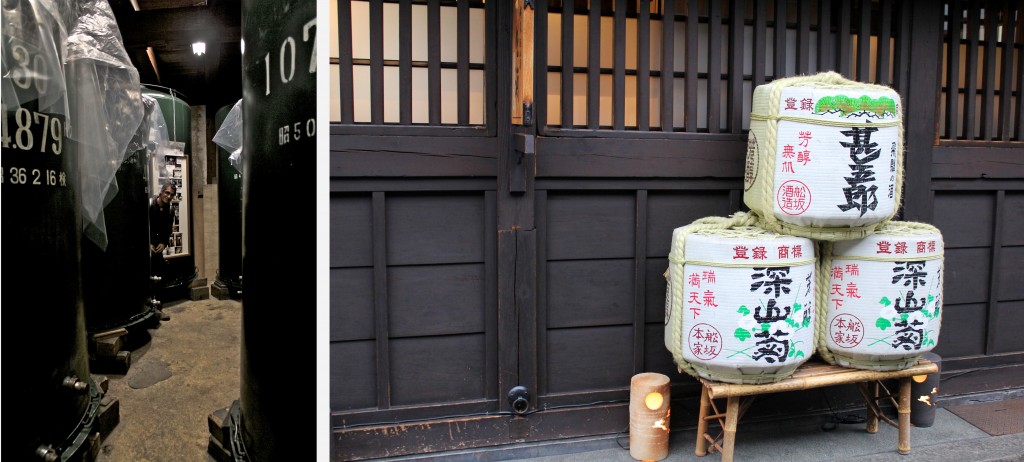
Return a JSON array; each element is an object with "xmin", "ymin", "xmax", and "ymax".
[{"xmin": 192, "ymin": 41, "xmax": 206, "ymax": 56}]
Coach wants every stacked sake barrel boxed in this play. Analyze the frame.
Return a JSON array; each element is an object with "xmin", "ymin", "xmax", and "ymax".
[
  {"xmin": 817, "ymin": 222, "xmax": 943, "ymax": 371},
  {"xmin": 665, "ymin": 72, "xmax": 942, "ymax": 382},
  {"xmin": 664, "ymin": 213, "xmax": 818, "ymax": 384}
]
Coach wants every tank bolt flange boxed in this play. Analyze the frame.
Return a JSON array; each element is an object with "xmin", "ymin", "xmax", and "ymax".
[
  {"xmin": 36, "ymin": 445, "xmax": 58, "ymax": 461},
  {"xmin": 62, "ymin": 375, "xmax": 88, "ymax": 392}
]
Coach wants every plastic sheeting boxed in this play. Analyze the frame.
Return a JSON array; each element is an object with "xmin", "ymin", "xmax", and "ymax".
[
  {"xmin": 212, "ymin": 99, "xmax": 243, "ymax": 171},
  {"xmin": 2, "ymin": 0, "xmax": 70, "ymax": 121},
  {"xmin": 64, "ymin": 0, "xmax": 144, "ymax": 249}
]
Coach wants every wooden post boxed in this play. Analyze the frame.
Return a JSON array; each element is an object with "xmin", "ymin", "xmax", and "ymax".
[
  {"xmin": 721, "ymin": 397, "xmax": 740, "ymax": 462},
  {"xmin": 866, "ymin": 381, "xmax": 880, "ymax": 433},
  {"xmin": 695, "ymin": 385, "xmax": 711, "ymax": 456},
  {"xmin": 629, "ymin": 373, "xmax": 671, "ymax": 461},
  {"xmin": 898, "ymin": 377, "xmax": 912, "ymax": 454},
  {"xmin": 511, "ymin": 0, "xmax": 534, "ymax": 126}
]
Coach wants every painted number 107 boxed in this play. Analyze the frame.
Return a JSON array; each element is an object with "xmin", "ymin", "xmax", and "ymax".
[{"xmin": 263, "ymin": 18, "xmax": 317, "ymax": 96}]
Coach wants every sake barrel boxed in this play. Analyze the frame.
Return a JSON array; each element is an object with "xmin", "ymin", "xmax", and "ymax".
[
  {"xmin": 816, "ymin": 222, "xmax": 943, "ymax": 371},
  {"xmin": 743, "ymin": 71, "xmax": 903, "ymax": 240},
  {"xmin": 665, "ymin": 213, "xmax": 817, "ymax": 384}
]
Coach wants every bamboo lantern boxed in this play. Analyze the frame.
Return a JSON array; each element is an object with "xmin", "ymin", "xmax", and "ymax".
[
  {"xmin": 629, "ymin": 373, "xmax": 671, "ymax": 461},
  {"xmin": 817, "ymin": 222, "xmax": 943, "ymax": 371},
  {"xmin": 744, "ymin": 71, "xmax": 903, "ymax": 241}
]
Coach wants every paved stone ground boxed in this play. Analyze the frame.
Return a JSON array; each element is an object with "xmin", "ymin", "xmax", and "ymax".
[{"xmin": 96, "ymin": 298, "xmax": 241, "ymax": 462}]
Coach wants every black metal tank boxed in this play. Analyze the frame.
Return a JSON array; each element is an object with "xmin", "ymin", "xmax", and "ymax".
[
  {"xmin": 215, "ymin": 103, "xmax": 243, "ymax": 297},
  {"xmin": 81, "ymin": 97, "xmax": 159, "ymax": 334},
  {"xmin": 235, "ymin": 0, "xmax": 316, "ymax": 458},
  {"xmin": 2, "ymin": 3, "xmax": 100, "ymax": 460}
]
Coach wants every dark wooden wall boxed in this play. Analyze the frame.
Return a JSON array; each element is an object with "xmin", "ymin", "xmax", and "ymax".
[{"xmin": 330, "ymin": 0, "xmax": 1024, "ymax": 459}]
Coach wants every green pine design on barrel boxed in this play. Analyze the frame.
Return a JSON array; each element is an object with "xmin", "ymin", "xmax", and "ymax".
[{"xmin": 814, "ymin": 94, "xmax": 897, "ymax": 118}]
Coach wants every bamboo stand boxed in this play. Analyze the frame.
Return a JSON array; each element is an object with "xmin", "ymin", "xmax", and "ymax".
[{"xmin": 694, "ymin": 359, "xmax": 937, "ymax": 462}]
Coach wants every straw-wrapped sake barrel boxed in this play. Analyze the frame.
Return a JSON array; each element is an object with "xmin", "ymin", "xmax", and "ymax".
[
  {"xmin": 665, "ymin": 213, "xmax": 817, "ymax": 384},
  {"xmin": 744, "ymin": 71, "xmax": 903, "ymax": 240},
  {"xmin": 816, "ymin": 222, "xmax": 943, "ymax": 371}
]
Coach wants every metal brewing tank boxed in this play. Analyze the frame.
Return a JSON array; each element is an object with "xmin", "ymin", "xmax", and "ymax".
[
  {"xmin": 140, "ymin": 85, "xmax": 196, "ymax": 299},
  {"xmin": 2, "ymin": 2, "xmax": 101, "ymax": 459},
  {"xmin": 215, "ymin": 103, "xmax": 243, "ymax": 298},
  {"xmin": 81, "ymin": 97, "xmax": 159, "ymax": 335},
  {"xmin": 235, "ymin": 0, "xmax": 316, "ymax": 458}
]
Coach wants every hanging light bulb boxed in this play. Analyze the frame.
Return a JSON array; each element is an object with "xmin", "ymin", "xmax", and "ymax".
[{"xmin": 192, "ymin": 41, "xmax": 207, "ymax": 56}]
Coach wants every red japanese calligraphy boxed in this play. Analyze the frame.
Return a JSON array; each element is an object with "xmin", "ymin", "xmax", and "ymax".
[
  {"xmin": 782, "ymin": 145, "xmax": 796, "ymax": 158},
  {"xmin": 752, "ymin": 246, "xmax": 767, "ymax": 260},
  {"xmin": 845, "ymin": 264, "xmax": 859, "ymax": 276},
  {"xmin": 688, "ymin": 323, "xmax": 722, "ymax": 360},
  {"xmin": 877, "ymin": 241, "xmax": 892, "ymax": 254},
  {"xmin": 917, "ymin": 241, "xmax": 927, "ymax": 253},
  {"xmin": 702, "ymin": 270, "xmax": 717, "ymax": 283},
  {"xmin": 798, "ymin": 131, "xmax": 812, "ymax": 146},
  {"xmin": 793, "ymin": 245, "xmax": 803, "ymax": 258},
  {"xmin": 784, "ymin": 97, "xmax": 797, "ymax": 110},
  {"xmin": 831, "ymin": 266, "xmax": 844, "ymax": 280},
  {"xmin": 895, "ymin": 241, "xmax": 908, "ymax": 254},
  {"xmin": 703, "ymin": 290, "xmax": 718, "ymax": 307},
  {"xmin": 777, "ymin": 180, "xmax": 811, "ymax": 215},
  {"xmin": 845, "ymin": 282, "xmax": 861, "ymax": 298},
  {"xmin": 778, "ymin": 246, "xmax": 790, "ymax": 259},
  {"xmin": 688, "ymin": 273, "xmax": 701, "ymax": 288},
  {"xmin": 733, "ymin": 246, "xmax": 750, "ymax": 259},
  {"xmin": 798, "ymin": 150, "xmax": 811, "ymax": 165},
  {"xmin": 800, "ymin": 98, "xmax": 813, "ymax": 111}
]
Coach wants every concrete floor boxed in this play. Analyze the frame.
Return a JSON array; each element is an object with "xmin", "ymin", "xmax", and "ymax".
[{"xmin": 96, "ymin": 298, "xmax": 241, "ymax": 462}]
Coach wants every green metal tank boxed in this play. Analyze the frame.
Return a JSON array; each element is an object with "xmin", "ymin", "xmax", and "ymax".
[
  {"xmin": 214, "ymin": 103, "xmax": 243, "ymax": 298},
  {"xmin": 141, "ymin": 85, "xmax": 196, "ymax": 300}
]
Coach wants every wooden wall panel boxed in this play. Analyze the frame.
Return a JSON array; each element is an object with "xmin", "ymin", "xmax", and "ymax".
[
  {"xmin": 645, "ymin": 258, "xmax": 669, "ymax": 323},
  {"xmin": 546, "ymin": 326, "xmax": 633, "ymax": 393},
  {"xmin": 932, "ymin": 303, "xmax": 988, "ymax": 358},
  {"xmin": 386, "ymin": 193, "xmax": 485, "ymax": 265},
  {"xmin": 997, "ymin": 246, "xmax": 1024, "ymax": 301},
  {"xmin": 390, "ymin": 335, "xmax": 487, "ymax": 406},
  {"xmin": 645, "ymin": 191, "xmax": 734, "ymax": 256},
  {"xmin": 331, "ymin": 268, "xmax": 375, "ymax": 342},
  {"xmin": 331, "ymin": 341, "xmax": 377, "ymax": 411},
  {"xmin": 547, "ymin": 260, "xmax": 635, "ymax": 328},
  {"xmin": 331, "ymin": 194, "xmax": 373, "ymax": 267},
  {"xmin": 545, "ymin": 193, "xmax": 635, "ymax": 260},
  {"xmin": 932, "ymin": 192, "xmax": 995, "ymax": 248},
  {"xmin": 939, "ymin": 364, "xmax": 1024, "ymax": 397},
  {"xmin": 388, "ymin": 264, "xmax": 486, "ymax": 337},
  {"xmin": 942, "ymin": 248, "xmax": 992, "ymax": 304},
  {"xmin": 992, "ymin": 301, "xmax": 1024, "ymax": 353},
  {"xmin": 643, "ymin": 324, "xmax": 678, "ymax": 378},
  {"xmin": 1002, "ymin": 193, "xmax": 1024, "ymax": 246}
]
